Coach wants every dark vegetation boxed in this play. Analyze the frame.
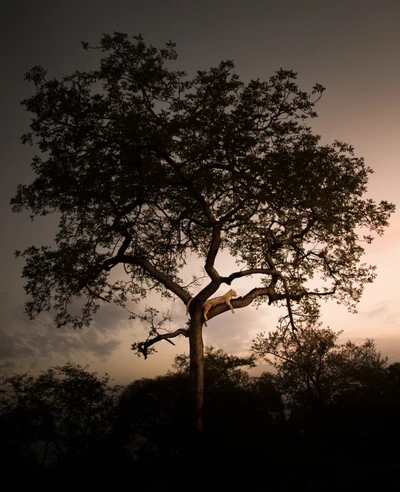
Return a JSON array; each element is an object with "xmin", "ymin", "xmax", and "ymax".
[{"xmin": 2, "ymin": 329, "xmax": 400, "ymax": 490}]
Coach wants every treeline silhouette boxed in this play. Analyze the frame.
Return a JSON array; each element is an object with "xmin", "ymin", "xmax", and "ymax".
[{"xmin": 2, "ymin": 331, "xmax": 400, "ymax": 490}]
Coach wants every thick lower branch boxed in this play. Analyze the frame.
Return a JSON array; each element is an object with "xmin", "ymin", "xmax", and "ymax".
[
  {"xmin": 204, "ymin": 287, "xmax": 274, "ymax": 321},
  {"xmin": 93, "ymin": 253, "xmax": 191, "ymax": 304},
  {"xmin": 188, "ymin": 226, "xmax": 223, "ymax": 310},
  {"xmin": 204, "ymin": 225, "xmax": 221, "ymax": 283},
  {"xmin": 204, "ymin": 286, "xmax": 336, "ymax": 322},
  {"xmin": 126, "ymin": 256, "xmax": 191, "ymax": 303}
]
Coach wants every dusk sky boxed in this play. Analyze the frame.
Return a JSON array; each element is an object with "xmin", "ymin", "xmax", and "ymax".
[{"xmin": 1, "ymin": 1, "xmax": 399, "ymax": 384}]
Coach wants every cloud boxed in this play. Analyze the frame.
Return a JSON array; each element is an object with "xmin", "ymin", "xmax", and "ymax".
[
  {"xmin": 0, "ymin": 291, "xmax": 132, "ymax": 374},
  {"xmin": 365, "ymin": 300, "xmax": 400, "ymax": 326}
]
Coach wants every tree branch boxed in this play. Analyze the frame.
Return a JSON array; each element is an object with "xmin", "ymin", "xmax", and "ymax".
[
  {"xmin": 204, "ymin": 225, "xmax": 221, "ymax": 283},
  {"xmin": 156, "ymin": 146, "xmax": 217, "ymax": 226},
  {"xmin": 123, "ymin": 255, "xmax": 191, "ymax": 303},
  {"xmin": 89, "ymin": 249, "xmax": 191, "ymax": 305},
  {"xmin": 132, "ymin": 328, "xmax": 189, "ymax": 359},
  {"xmin": 204, "ymin": 287, "xmax": 273, "ymax": 321},
  {"xmin": 221, "ymin": 268, "xmax": 277, "ymax": 284}
]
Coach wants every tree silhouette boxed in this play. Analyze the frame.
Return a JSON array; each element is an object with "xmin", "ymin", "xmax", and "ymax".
[
  {"xmin": 112, "ymin": 346, "xmax": 284, "ymax": 481},
  {"xmin": 0, "ymin": 363, "xmax": 120, "ymax": 470},
  {"xmin": 173, "ymin": 345, "xmax": 255, "ymax": 390},
  {"xmin": 12, "ymin": 32, "xmax": 394, "ymax": 432},
  {"xmin": 252, "ymin": 322, "xmax": 388, "ymax": 413}
]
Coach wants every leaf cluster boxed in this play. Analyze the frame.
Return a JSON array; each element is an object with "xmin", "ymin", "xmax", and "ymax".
[{"xmin": 252, "ymin": 322, "xmax": 388, "ymax": 411}]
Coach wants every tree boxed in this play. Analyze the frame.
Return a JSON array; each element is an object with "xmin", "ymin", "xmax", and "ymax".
[
  {"xmin": 113, "ymin": 347, "xmax": 283, "ymax": 476},
  {"xmin": 113, "ymin": 372, "xmax": 191, "ymax": 462},
  {"xmin": 114, "ymin": 346, "xmax": 255, "ymax": 451},
  {"xmin": 251, "ymin": 323, "xmax": 393, "ymax": 469},
  {"xmin": 251, "ymin": 322, "xmax": 388, "ymax": 413},
  {"xmin": 0, "ymin": 363, "xmax": 121, "ymax": 470},
  {"xmin": 12, "ymin": 32, "xmax": 394, "ymax": 432},
  {"xmin": 173, "ymin": 345, "xmax": 255, "ymax": 391}
]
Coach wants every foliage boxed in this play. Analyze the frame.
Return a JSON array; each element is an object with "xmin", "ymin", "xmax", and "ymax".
[
  {"xmin": 252, "ymin": 322, "xmax": 388, "ymax": 412},
  {"xmin": 0, "ymin": 362, "xmax": 121, "ymax": 468},
  {"xmin": 114, "ymin": 372, "xmax": 191, "ymax": 460},
  {"xmin": 12, "ymin": 32, "xmax": 394, "ymax": 333},
  {"xmin": 12, "ymin": 32, "xmax": 394, "ymax": 431},
  {"xmin": 386, "ymin": 362, "xmax": 400, "ymax": 384},
  {"xmin": 113, "ymin": 346, "xmax": 282, "ymax": 458},
  {"xmin": 173, "ymin": 345, "xmax": 255, "ymax": 390}
]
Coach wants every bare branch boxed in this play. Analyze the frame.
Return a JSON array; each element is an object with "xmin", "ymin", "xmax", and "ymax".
[
  {"xmin": 132, "ymin": 328, "xmax": 189, "ymax": 359},
  {"xmin": 221, "ymin": 267, "xmax": 277, "ymax": 284}
]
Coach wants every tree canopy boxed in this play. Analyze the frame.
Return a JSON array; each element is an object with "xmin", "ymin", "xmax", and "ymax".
[
  {"xmin": 0, "ymin": 363, "xmax": 120, "ymax": 468},
  {"xmin": 12, "ymin": 32, "xmax": 395, "ymax": 431},
  {"xmin": 173, "ymin": 345, "xmax": 255, "ymax": 390},
  {"xmin": 252, "ymin": 322, "xmax": 388, "ymax": 412}
]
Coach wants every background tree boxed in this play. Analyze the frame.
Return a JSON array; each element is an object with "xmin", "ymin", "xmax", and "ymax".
[
  {"xmin": 0, "ymin": 363, "xmax": 120, "ymax": 471},
  {"xmin": 12, "ymin": 32, "xmax": 394, "ymax": 432},
  {"xmin": 113, "ymin": 372, "xmax": 191, "ymax": 461},
  {"xmin": 114, "ymin": 346, "xmax": 256, "ymax": 458},
  {"xmin": 251, "ymin": 322, "xmax": 388, "ymax": 414},
  {"xmin": 113, "ymin": 346, "xmax": 284, "ymax": 481},
  {"xmin": 252, "ymin": 323, "xmax": 399, "ymax": 470},
  {"xmin": 172, "ymin": 345, "xmax": 255, "ymax": 390}
]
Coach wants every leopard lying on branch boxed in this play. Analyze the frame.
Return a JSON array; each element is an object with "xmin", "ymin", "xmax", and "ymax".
[{"xmin": 186, "ymin": 289, "xmax": 237, "ymax": 326}]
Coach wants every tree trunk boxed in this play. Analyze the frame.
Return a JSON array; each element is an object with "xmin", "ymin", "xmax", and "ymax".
[{"xmin": 189, "ymin": 315, "xmax": 205, "ymax": 433}]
